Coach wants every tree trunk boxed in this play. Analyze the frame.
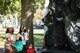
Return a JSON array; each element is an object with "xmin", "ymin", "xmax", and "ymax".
[{"xmin": 21, "ymin": 0, "xmax": 34, "ymax": 47}]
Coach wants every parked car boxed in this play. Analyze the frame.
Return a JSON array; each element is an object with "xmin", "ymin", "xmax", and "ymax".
[{"xmin": 33, "ymin": 21, "xmax": 44, "ymax": 29}]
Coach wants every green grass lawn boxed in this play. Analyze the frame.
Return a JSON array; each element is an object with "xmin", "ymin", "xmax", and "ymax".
[{"xmin": 34, "ymin": 34, "xmax": 44, "ymax": 47}]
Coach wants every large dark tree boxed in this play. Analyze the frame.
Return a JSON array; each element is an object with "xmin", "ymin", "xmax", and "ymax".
[{"xmin": 21, "ymin": 0, "xmax": 34, "ymax": 46}]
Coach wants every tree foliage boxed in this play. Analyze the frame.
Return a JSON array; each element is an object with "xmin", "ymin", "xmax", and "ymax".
[
  {"xmin": 0, "ymin": 0, "xmax": 44, "ymax": 15},
  {"xmin": 34, "ymin": 0, "xmax": 45, "ymax": 10},
  {"xmin": 0, "ymin": 0, "xmax": 21, "ymax": 15}
]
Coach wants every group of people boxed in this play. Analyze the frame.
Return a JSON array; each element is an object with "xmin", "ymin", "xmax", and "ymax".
[{"xmin": 4, "ymin": 26, "xmax": 35, "ymax": 53}]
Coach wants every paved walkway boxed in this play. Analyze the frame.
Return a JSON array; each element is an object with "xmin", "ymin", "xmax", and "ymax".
[
  {"xmin": 0, "ymin": 48, "xmax": 4, "ymax": 53},
  {"xmin": 35, "ymin": 47, "xmax": 42, "ymax": 53}
]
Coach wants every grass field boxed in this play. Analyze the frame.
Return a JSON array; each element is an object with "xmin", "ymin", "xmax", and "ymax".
[
  {"xmin": 33, "ymin": 29, "xmax": 44, "ymax": 47},
  {"xmin": 34, "ymin": 34, "xmax": 44, "ymax": 47}
]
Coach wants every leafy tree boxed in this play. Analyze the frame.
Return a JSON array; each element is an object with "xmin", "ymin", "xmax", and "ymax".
[
  {"xmin": 34, "ymin": 0, "xmax": 45, "ymax": 11},
  {"xmin": 21, "ymin": 0, "xmax": 45, "ymax": 46},
  {"xmin": 0, "ymin": 0, "xmax": 44, "ymax": 15},
  {"xmin": 0, "ymin": 0, "xmax": 44, "ymax": 46},
  {"xmin": 0, "ymin": 0, "xmax": 21, "ymax": 15},
  {"xmin": 21, "ymin": 0, "xmax": 34, "ymax": 46}
]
